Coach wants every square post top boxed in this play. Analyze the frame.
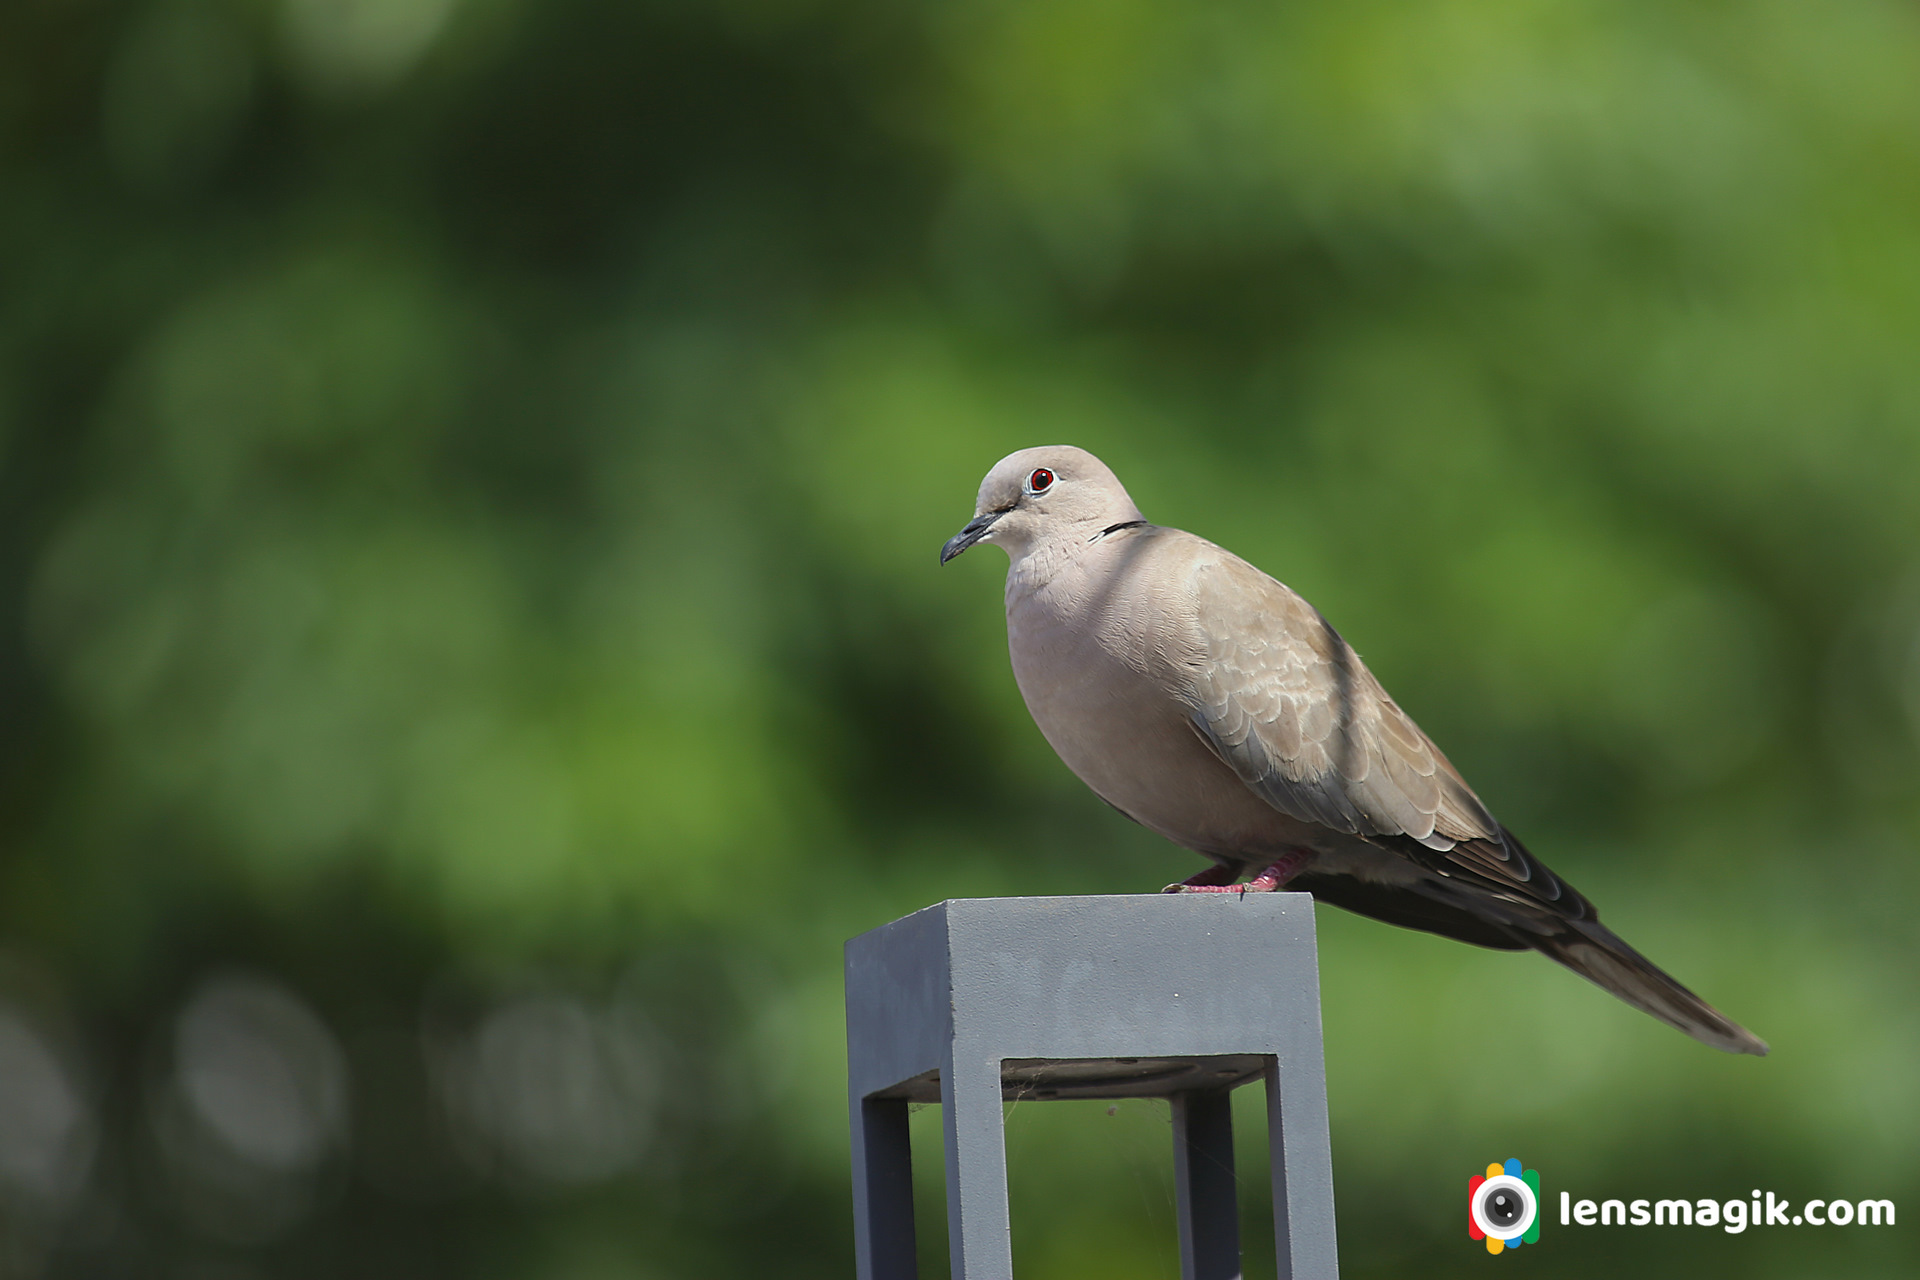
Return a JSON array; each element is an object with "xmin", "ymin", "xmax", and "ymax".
[{"xmin": 846, "ymin": 893, "xmax": 1324, "ymax": 1099}]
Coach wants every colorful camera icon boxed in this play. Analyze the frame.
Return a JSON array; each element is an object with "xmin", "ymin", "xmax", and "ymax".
[{"xmin": 1469, "ymin": 1158, "xmax": 1540, "ymax": 1254}]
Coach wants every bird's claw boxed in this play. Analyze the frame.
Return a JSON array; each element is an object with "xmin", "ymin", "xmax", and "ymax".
[{"xmin": 1162, "ymin": 853, "xmax": 1310, "ymax": 895}]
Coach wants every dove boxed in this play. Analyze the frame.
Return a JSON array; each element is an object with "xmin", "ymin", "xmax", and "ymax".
[{"xmin": 940, "ymin": 445, "xmax": 1766, "ymax": 1055}]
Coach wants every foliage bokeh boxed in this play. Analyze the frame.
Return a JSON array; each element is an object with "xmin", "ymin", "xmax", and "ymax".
[{"xmin": 3, "ymin": 0, "xmax": 1918, "ymax": 1275}]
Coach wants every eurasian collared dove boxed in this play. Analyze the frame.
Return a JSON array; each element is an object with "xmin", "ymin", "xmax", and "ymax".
[{"xmin": 941, "ymin": 445, "xmax": 1766, "ymax": 1056}]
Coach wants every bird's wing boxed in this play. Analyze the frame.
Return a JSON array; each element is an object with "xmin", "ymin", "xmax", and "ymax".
[{"xmin": 1181, "ymin": 545, "xmax": 1585, "ymax": 915}]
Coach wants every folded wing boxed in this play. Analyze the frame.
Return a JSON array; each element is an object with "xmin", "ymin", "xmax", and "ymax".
[{"xmin": 1182, "ymin": 546, "xmax": 1586, "ymax": 916}]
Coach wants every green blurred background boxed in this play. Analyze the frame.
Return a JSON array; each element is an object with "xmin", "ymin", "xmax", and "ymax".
[{"xmin": 3, "ymin": 0, "xmax": 1918, "ymax": 1275}]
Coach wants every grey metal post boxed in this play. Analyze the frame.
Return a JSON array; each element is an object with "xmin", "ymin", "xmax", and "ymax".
[
  {"xmin": 851, "ymin": 1095, "xmax": 917, "ymax": 1280},
  {"xmin": 1267, "ymin": 1051, "xmax": 1338, "ymax": 1278},
  {"xmin": 1172, "ymin": 1088, "xmax": 1241, "ymax": 1280},
  {"xmin": 845, "ymin": 893, "xmax": 1338, "ymax": 1280},
  {"xmin": 942, "ymin": 1042, "xmax": 1014, "ymax": 1279}
]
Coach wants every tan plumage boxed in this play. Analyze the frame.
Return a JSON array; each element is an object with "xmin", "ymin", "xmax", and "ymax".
[{"xmin": 942, "ymin": 445, "xmax": 1767, "ymax": 1056}]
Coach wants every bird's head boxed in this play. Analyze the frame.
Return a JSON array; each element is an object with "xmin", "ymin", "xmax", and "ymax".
[{"xmin": 939, "ymin": 445, "xmax": 1146, "ymax": 566}]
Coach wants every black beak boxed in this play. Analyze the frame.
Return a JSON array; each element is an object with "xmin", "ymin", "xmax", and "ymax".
[{"xmin": 940, "ymin": 510, "xmax": 1002, "ymax": 565}]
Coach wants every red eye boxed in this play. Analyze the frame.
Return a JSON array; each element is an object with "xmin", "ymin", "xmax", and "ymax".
[{"xmin": 1028, "ymin": 468, "xmax": 1055, "ymax": 493}]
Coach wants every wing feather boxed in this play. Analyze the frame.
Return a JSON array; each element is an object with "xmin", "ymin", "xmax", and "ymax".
[{"xmin": 1182, "ymin": 547, "xmax": 1584, "ymax": 913}]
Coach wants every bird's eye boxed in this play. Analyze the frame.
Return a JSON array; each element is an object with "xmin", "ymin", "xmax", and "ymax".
[{"xmin": 1027, "ymin": 468, "xmax": 1055, "ymax": 494}]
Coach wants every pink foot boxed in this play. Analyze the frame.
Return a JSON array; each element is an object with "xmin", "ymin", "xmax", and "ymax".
[
  {"xmin": 1160, "ymin": 863, "xmax": 1240, "ymax": 893},
  {"xmin": 1162, "ymin": 851, "xmax": 1311, "ymax": 896}
]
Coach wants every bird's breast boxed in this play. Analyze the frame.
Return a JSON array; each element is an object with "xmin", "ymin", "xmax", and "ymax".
[{"xmin": 1003, "ymin": 561, "xmax": 1312, "ymax": 860}]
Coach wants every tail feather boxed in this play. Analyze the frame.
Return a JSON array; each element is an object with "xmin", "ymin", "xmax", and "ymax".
[
  {"xmin": 1537, "ymin": 919, "xmax": 1768, "ymax": 1056},
  {"xmin": 1298, "ymin": 834, "xmax": 1769, "ymax": 1055}
]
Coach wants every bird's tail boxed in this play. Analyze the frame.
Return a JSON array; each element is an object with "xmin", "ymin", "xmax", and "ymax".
[{"xmin": 1535, "ymin": 918, "xmax": 1768, "ymax": 1056}]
